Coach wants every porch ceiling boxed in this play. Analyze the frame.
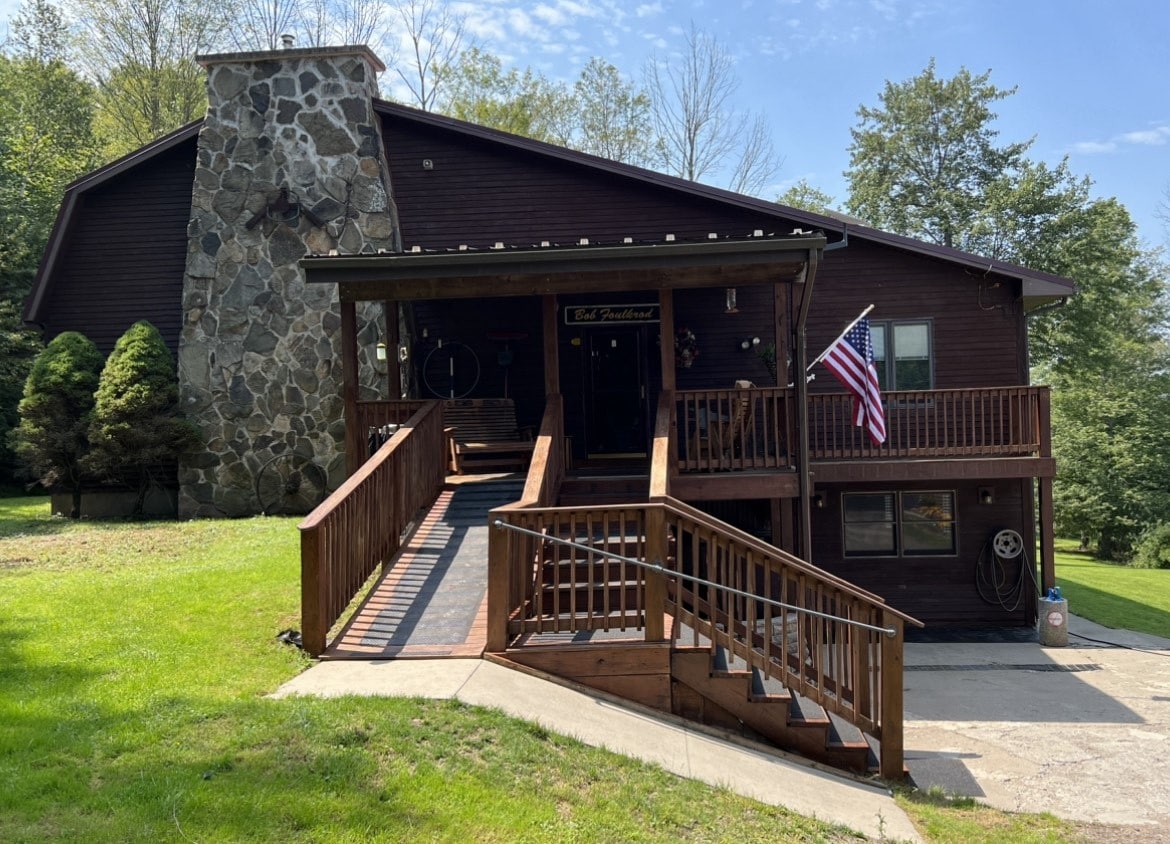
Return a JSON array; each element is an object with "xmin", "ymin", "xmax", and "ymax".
[{"xmin": 300, "ymin": 233, "xmax": 825, "ymax": 302}]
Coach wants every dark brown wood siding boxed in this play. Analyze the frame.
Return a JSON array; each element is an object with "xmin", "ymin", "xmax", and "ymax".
[
  {"xmin": 382, "ymin": 119, "xmax": 778, "ymax": 247},
  {"xmin": 38, "ymin": 138, "xmax": 196, "ymax": 355},
  {"xmin": 805, "ymin": 239, "xmax": 1026, "ymax": 390},
  {"xmin": 810, "ymin": 479, "xmax": 1033, "ymax": 627}
]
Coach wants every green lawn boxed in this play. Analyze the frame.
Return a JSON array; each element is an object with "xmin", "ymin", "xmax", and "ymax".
[
  {"xmin": 1053, "ymin": 539, "xmax": 1170, "ymax": 639},
  {"xmin": 0, "ymin": 497, "xmax": 1082, "ymax": 842}
]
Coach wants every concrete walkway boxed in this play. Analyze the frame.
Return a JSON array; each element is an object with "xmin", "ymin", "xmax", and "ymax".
[{"xmin": 274, "ymin": 656, "xmax": 920, "ymax": 842}]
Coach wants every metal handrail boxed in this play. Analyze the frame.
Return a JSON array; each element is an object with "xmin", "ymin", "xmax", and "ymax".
[{"xmin": 492, "ymin": 519, "xmax": 897, "ymax": 637}]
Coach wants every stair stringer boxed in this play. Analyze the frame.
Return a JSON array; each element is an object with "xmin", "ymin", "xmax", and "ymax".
[{"xmin": 670, "ymin": 648, "xmax": 870, "ymax": 772}]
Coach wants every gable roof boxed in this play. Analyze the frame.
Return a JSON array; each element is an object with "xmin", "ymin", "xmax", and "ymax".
[
  {"xmin": 25, "ymin": 103, "xmax": 1075, "ymax": 326},
  {"xmin": 372, "ymin": 101, "xmax": 1075, "ymax": 304},
  {"xmin": 23, "ymin": 120, "xmax": 203, "ymax": 325}
]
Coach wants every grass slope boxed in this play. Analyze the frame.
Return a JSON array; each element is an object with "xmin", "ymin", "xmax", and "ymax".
[
  {"xmin": 1053, "ymin": 540, "xmax": 1170, "ymax": 639},
  {"xmin": 0, "ymin": 497, "xmax": 1082, "ymax": 842}
]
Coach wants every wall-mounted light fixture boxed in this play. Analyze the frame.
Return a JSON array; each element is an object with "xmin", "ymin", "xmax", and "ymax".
[
  {"xmin": 978, "ymin": 486, "xmax": 994, "ymax": 505},
  {"xmin": 812, "ymin": 492, "xmax": 826, "ymax": 509},
  {"xmin": 725, "ymin": 287, "xmax": 738, "ymax": 314},
  {"xmin": 740, "ymin": 336, "xmax": 761, "ymax": 351}
]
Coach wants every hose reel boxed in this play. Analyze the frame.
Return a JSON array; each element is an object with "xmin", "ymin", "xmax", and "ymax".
[
  {"xmin": 991, "ymin": 529, "xmax": 1024, "ymax": 560},
  {"xmin": 976, "ymin": 528, "xmax": 1036, "ymax": 612}
]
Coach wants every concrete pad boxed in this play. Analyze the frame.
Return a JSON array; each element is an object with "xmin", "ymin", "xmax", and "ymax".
[{"xmin": 904, "ymin": 616, "xmax": 1170, "ymax": 831}]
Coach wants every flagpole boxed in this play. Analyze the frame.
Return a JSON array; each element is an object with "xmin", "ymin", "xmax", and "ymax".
[{"xmin": 807, "ymin": 303, "xmax": 875, "ymax": 371}]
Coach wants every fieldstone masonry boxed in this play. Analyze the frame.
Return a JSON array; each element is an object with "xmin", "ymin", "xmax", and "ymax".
[{"xmin": 178, "ymin": 46, "xmax": 398, "ymax": 517}]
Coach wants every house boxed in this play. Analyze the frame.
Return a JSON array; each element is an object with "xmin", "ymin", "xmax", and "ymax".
[{"xmin": 26, "ymin": 45, "xmax": 1073, "ymax": 776}]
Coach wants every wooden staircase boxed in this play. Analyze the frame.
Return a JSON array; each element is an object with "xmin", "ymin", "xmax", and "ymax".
[{"xmin": 671, "ymin": 642, "xmax": 872, "ymax": 773}]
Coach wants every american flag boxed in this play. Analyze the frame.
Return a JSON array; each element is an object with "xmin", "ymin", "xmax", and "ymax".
[{"xmin": 822, "ymin": 317, "xmax": 886, "ymax": 446}]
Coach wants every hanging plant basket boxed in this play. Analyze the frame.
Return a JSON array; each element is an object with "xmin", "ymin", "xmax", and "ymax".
[{"xmin": 675, "ymin": 327, "xmax": 699, "ymax": 368}]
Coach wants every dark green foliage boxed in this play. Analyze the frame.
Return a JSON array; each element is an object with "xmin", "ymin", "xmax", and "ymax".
[
  {"xmin": 8, "ymin": 331, "xmax": 104, "ymax": 514},
  {"xmin": 0, "ymin": 301, "xmax": 44, "ymax": 483},
  {"xmin": 1132, "ymin": 523, "xmax": 1170, "ymax": 570},
  {"xmin": 85, "ymin": 321, "xmax": 198, "ymax": 516}
]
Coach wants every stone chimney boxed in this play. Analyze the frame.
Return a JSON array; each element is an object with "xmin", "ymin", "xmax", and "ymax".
[{"xmin": 178, "ymin": 46, "xmax": 399, "ymax": 517}]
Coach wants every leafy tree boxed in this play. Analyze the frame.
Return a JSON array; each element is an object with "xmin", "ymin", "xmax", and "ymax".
[
  {"xmin": 436, "ymin": 48, "xmax": 569, "ymax": 141},
  {"xmin": 9, "ymin": 331, "xmax": 104, "ymax": 515},
  {"xmin": 0, "ymin": 302, "xmax": 43, "ymax": 485},
  {"xmin": 1, "ymin": 3, "xmax": 102, "ymax": 487},
  {"xmin": 645, "ymin": 23, "xmax": 778, "ymax": 194},
  {"xmin": 571, "ymin": 58, "xmax": 654, "ymax": 167},
  {"xmin": 777, "ymin": 179, "xmax": 837, "ymax": 216},
  {"xmin": 62, "ymin": 0, "xmax": 228, "ymax": 155},
  {"xmin": 845, "ymin": 59, "xmax": 1029, "ymax": 249},
  {"xmin": 85, "ymin": 321, "xmax": 198, "ymax": 517}
]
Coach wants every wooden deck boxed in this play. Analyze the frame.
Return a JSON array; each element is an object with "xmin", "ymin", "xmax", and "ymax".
[{"xmin": 322, "ymin": 478, "xmax": 522, "ymax": 659}]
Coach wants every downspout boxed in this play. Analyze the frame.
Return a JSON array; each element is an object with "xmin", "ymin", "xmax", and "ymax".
[{"xmin": 795, "ymin": 245, "xmax": 821, "ymax": 560}]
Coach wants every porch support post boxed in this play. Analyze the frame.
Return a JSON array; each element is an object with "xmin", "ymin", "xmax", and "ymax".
[
  {"xmin": 1037, "ymin": 387, "xmax": 1055, "ymax": 592},
  {"xmin": 384, "ymin": 300, "xmax": 401, "ymax": 399},
  {"xmin": 879, "ymin": 612, "xmax": 906, "ymax": 781},
  {"xmin": 341, "ymin": 300, "xmax": 360, "ymax": 477},
  {"xmin": 486, "ymin": 515, "xmax": 511, "ymax": 652},
  {"xmin": 643, "ymin": 505, "xmax": 667, "ymax": 641},
  {"xmin": 542, "ymin": 294, "xmax": 559, "ymax": 397},
  {"xmin": 1039, "ymin": 475, "xmax": 1056, "ymax": 592},
  {"xmin": 659, "ymin": 288, "xmax": 676, "ymax": 392},
  {"xmin": 794, "ymin": 249, "xmax": 819, "ymax": 560}
]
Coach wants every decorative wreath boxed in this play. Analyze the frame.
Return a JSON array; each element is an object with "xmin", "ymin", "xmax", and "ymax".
[{"xmin": 675, "ymin": 327, "xmax": 699, "ymax": 368}]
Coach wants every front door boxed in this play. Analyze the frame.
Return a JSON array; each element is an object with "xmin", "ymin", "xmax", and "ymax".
[{"xmin": 585, "ymin": 327, "xmax": 648, "ymax": 456}]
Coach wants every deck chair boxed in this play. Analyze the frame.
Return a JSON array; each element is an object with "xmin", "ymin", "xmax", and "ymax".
[{"xmin": 710, "ymin": 380, "xmax": 756, "ymax": 468}]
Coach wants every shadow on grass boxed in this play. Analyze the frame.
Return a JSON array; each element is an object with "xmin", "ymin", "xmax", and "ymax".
[{"xmin": 1056, "ymin": 578, "xmax": 1170, "ymax": 640}]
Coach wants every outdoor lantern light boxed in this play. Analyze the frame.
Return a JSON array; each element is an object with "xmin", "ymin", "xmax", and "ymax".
[
  {"xmin": 740, "ymin": 336, "xmax": 761, "ymax": 351},
  {"xmin": 979, "ymin": 486, "xmax": 995, "ymax": 505},
  {"xmin": 375, "ymin": 342, "xmax": 387, "ymax": 361},
  {"xmin": 725, "ymin": 287, "xmax": 738, "ymax": 313}
]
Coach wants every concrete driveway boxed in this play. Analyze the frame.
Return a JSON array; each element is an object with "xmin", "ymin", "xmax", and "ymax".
[{"xmin": 903, "ymin": 614, "xmax": 1170, "ymax": 835}]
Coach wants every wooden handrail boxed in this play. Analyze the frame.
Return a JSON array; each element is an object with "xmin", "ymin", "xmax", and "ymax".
[
  {"xmin": 649, "ymin": 391, "xmax": 676, "ymax": 499},
  {"xmin": 516, "ymin": 394, "xmax": 565, "ymax": 508},
  {"xmin": 488, "ymin": 497, "xmax": 920, "ymax": 778},
  {"xmin": 299, "ymin": 400, "xmax": 446, "ymax": 655}
]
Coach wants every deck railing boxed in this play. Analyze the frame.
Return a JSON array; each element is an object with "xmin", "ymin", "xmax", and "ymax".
[
  {"xmin": 674, "ymin": 385, "xmax": 1050, "ymax": 472},
  {"xmin": 487, "ymin": 495, "xmax": 919, "ymax": 778},
  {"xmin": 676, "ymin": 387, "xmax": 794, "ymax": 472},
  {"xmin": 299, "ymin": 400, "xmax": 446, "ymax": 656},
  {"xmin": 809, "ymin": 386, "xmax": 1050, "ymax": 460}
]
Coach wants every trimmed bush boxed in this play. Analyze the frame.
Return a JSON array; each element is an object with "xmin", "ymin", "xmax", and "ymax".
[
  {"xmin": 84, "ymin": 321, "xmax": 198, "ymax": 517},
  {"xmin": 9, "ymin": 331, "xmax": 104, "ymax": 516},
  {"xmin": 1131, "ymin": 522, "xmax": 1170, "ymax": 569}
]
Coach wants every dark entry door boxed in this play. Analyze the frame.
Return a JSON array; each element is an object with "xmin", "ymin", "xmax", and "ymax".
[{"xmin": 585, "ymin": 327, "xmax": 648, "ymax": 456}]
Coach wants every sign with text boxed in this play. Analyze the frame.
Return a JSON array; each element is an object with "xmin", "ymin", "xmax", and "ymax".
[{"xmin": 564, "ymin": 303, "xmax": 660, "ymax": 326}]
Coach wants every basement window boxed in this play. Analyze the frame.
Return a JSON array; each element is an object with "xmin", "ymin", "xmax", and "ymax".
[{"xmin": 843, "ymin": 491, "xmax": 956, "ymax": 557}]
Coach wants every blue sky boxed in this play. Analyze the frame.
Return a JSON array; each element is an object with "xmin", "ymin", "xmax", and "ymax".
[
  {"xmin": 4, "ymin": 0, "xmax": 1167, "ymax": 247},
  {"xmin": 432, "ymin": 0, "xmax": 1169, "ymax": 248}
]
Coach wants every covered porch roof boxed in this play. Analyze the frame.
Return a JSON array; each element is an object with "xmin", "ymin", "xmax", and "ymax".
[{"xmin": 300, "ymin": 232, "xmax": 826, "ymax": 301}]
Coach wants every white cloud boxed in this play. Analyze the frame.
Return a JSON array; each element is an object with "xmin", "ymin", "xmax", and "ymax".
[
  {"xmin": 1120, "ymin": 127, "xmax": 1170, "ymax": 145},
  {"xmin": 635, "ymin": 2, "xmax": 663, "ymax": 17},
  {"xmin": 1071, "ymin": 141, "xmax": 1118, "ymax": 154},
  {"xmin": 532, "ymin": 4, "xmax": 567, "ymax": 26},
  {"xmin": 1070, "ymin": 124, "xmax": 1170, "ymax": 155}
]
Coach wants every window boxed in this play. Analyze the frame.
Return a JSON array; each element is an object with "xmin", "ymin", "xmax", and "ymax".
[
  {"xmin": 843, "ymin": 491, "xmax": 956, "ymax": 557},
  {"xmin": 870, "ymin": 321, "xmax": 932, "ymax": 391}
]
